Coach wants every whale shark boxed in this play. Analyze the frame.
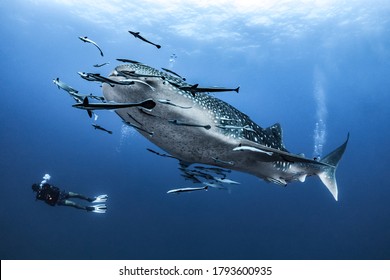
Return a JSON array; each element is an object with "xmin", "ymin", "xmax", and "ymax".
[{"xmin": 102, "ymin": 62, "xmax": 348, "ymax": 201}]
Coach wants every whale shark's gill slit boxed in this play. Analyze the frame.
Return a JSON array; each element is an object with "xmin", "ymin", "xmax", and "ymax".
[
  {"xmin": 127, "ymin": 112, "xmax": 143, "ymax": 126},
  {"xmin": 313, "ymin": 68, "xmax": 327, "ymax": 159},
  {"xmin": 123, "ymin": 121, "xmax": 154, "ymax": 136}
]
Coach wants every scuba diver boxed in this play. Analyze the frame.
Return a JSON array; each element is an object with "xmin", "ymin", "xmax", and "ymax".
[{"xmin": 32, "ymin": 174, "xmax": 107, "ymax": 213}]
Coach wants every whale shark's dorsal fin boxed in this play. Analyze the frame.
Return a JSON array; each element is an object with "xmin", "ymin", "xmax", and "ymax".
[
  {"xmin": 267, "ymin": 123, "xmax": 282, "ymax": 142},
  {"xmin": 265, "ymin": 123, "xmax": 285, "ymax": 150}
]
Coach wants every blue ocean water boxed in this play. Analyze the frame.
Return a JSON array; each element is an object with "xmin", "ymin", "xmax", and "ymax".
[{"xmin": 0, "ymin": 0, "xmax": 389, "ymax": 260}]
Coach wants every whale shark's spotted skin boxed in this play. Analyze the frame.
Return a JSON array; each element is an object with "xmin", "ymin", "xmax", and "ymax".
[
  {"xmin": 103, "ymin": 62, "xmax": 348, "ymax": 201},
  {"xmin": 114, "ymin": 63, "xmax": 287, "ymax": 151}
]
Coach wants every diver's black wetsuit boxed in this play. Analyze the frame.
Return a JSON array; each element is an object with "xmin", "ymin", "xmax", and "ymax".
[
  {"xmin": 32, "ymin": 182, "xmax": 107, "ymax": 213},
  {"xmin": 35, "ymin": 183, "xmax": 94, "ymax": 207},
  {"xmin": 35, "ymin": 183, "xmax": 61, "ymax": 206}
]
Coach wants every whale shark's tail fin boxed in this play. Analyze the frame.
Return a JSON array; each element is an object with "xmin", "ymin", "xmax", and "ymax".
[{"xmin": 318, "ymin": 133, "xmax": 349, "ymax": 201}]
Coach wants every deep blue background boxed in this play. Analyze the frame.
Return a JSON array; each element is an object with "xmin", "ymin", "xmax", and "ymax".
[{"xmin": 0, "ymin": 0, "xmax": 389, "ymax": 259}]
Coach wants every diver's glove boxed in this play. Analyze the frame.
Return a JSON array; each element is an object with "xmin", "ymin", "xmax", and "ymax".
[
  {"xmin": 91, "ymin": 194, "xmax": 108, "ymax": 203},
  {"xmin": 86, "ymin": 204, "xmax": 107, "ymax": 214}
]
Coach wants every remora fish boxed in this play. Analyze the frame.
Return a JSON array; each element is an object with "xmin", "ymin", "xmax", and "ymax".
[
  {"xmin": 180, "ymin": 84, "xmax": 240, "ymax": 95},
  {"xmin": 161, "ymin": 68, "xmax": 186, "ymax": 81},
  {"xmin": 72, "ymin": 97, "xmax": 156, "ymax": 118},
  {"xmin": 93, "ymin": 62, "xmax": 110, "ymax": 68},
  {"xmin": 157, "ymin": 99, "xmax": 192, "ymax": 109},
  {"xmin": 146, "ymin": 148, "xmax": 178, "ymax": 159},
  {"xmin": 212, "ymin": 157, "xmax": 235, "ymax": 166},
  {"xmin": 128, "ymin": 31, "xmax": 161, "ymax": 49},
  {"xmin": 194, "ymin": 166, "xmax": 231, "ymax": 174},
  {"xmin": 116, "ymin": 58, "xmax": 142, "ymax": 64},
  {"xmin": 92, "ymin": 124, "xmax": 112, "ymax": 134},
  {"xmin": 67, "ymin": 91, "xmax": 105, "ymax": 103},
  {"xmin": 116, "ymin": 69, "xmax": 162, "ymax": 79},
  {"xmin": 167, "ymin": 186, "xmax": 208, "ymax": 194},
  {"xmin": 203, "ymin": 182, "xmax": 226, "ymax": 190},
  {"xmin": 217, "ymin": 124, "xmax": 257, "ymax": 133},
  {"xmin": 53, "ymin": 78, "xmax": 104, "ymax": 102},
  {"xmin": 103, "ymin": 63, "xmax": 349, "ymax": 201},
  {"xmin": 214, "ymin": 178, "xmax": 241, "ymax": 185},
  {"xmin": 169, "ymin": 119, "xmax": 211, "ymax": 130},
  {"xmin": 78, "ymin": 72, "xmax": 135, "ymax": 87},
  {"xmin": 53, "ymin": 78, "xmax": 78, "ymax": 93},
  {"xmin": 78, "ymin": 36, "xmax": 104, "ymax": 57}
]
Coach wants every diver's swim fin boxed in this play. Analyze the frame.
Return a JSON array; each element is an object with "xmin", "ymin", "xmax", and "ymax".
[
  {"xmin": 92, "ymin": 194, "xmax": 108, "ymax": 203},
  {"xmin": 86, "ymin": 204, "xmax": 107, "ymax": 213}
]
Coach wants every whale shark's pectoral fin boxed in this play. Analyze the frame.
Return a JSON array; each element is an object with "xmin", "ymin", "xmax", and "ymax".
[
  {"xmin": 179, "ymin": 160, "xmax": 193, "ymax": 169},
  {"xmin": 298, "ymin": 174, "xmax": 307, "ymax": 182}
]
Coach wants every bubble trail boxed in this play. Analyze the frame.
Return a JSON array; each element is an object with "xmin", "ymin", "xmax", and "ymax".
[
  {"xmin": 116, "ymin": 124, "xmax": 135, "ymax": 153},
  {"xmin": 313, "ymin": 68, "xmax": 327, "ymax": 159},
  {"xmin": 168, "ymin": 53, "xmax": 177, "ymax": 69}
]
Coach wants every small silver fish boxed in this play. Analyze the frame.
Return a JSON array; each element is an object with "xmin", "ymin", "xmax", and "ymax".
[
  {"xmin": 214, "ymin": 178, "xmax": 241, "ymax": 185},
  {"xmin": 78, "ymin": 36, "xmax": 104, "ymax": 56},
  {"xmin": 167, "ymin": 186, "xmax": 208, "ymax": 194}
]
